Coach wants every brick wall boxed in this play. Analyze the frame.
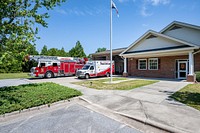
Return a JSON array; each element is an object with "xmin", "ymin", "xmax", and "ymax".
[
  {"xmin": 128, "ymin": 55, "xmax": 188, "ymax": 79},
  {"xmin": 194, "ymin": 52, "xmax": 200, "ymax": 71}
]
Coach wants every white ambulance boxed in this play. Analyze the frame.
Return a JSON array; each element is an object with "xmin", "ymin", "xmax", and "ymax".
[{"xmin": 76, "ymin": 60, "xmax": 115, "ymax": 79}]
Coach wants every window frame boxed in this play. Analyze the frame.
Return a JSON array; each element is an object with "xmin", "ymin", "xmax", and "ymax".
[
  {"xmin": 138, "ymin": 59, "xmax": 147, "ymax": 70},
  {"xmin": 148, "ymin": 58, "xmax": 158, "ymax": 70}
]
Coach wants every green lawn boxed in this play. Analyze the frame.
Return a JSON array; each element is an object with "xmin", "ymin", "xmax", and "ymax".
[
  {"xmin": 0, "ymin": 73, "xmax": 30, "ymax": 80},
  {"xmin": 0, "ymin": 82, "xmax": 82, "ymax": 115},
  {"xmin": 171, "ymin": 84, "xmax": 200, "ymax": 111},
  {"xmin": 73, "ymin": 78, "xmax": 158, "ymax": 90}
]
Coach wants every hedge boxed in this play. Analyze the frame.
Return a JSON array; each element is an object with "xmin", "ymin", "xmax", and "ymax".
[{"xmin": 195, "ymin": 71, "xmax": 200, "ymax": 82}]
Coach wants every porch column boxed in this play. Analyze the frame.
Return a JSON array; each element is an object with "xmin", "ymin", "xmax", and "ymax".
[
  {"xmin": 124, "ymin": 57, "xmax": 127, "ymax": 73},
  {"xmin": 123, "ymin": 57, "xmax": 128, "ymax": 77},
  {"xmin": 189, "ymin": 52, "xmax": 194, "ymax": 75},
  {"xmin": 187, "ymin": 51, "xmax": 195, "ymax": 82}
]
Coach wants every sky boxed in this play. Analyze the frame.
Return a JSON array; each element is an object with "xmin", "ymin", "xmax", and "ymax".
[{"xmin": 36, "ymin": 0, "xmax": 200, "ymax": 55}]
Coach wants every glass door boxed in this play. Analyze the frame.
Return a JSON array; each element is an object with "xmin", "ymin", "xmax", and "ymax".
[{"xmin": 178, "ymin": 61, "xmax": 188, "ymax": 79}]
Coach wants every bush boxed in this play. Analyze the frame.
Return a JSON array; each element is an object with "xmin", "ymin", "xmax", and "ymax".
[{"xmin": 195, "ymin": 71, "xmax": 200, "ymax": 82}]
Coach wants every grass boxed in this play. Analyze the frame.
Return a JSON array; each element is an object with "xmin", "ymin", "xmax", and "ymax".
[
  {"xmin": 171, "ymin": 84, "xmax": 200, "ymax": 111},
  {"xmin": 0, "ymin": 73, "xmax": 30, "ymax": 80},
  {"xmin": 73, "ymin": 78, "xmax": 158, "ymax": 90},
  {"xmin": 0, "ymin": 82, "xmax": 82, "ymax": 115}
]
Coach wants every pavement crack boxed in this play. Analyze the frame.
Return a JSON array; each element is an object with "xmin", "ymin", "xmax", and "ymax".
[
  {"xmin": 9, "ymin": 116, "xmax": 33, "ymax": 133},
  {"xmin": 111, "ymin": 124, "xmax": 126, "ymax": 133},
  {"xmin": 138, "ymin": 100, "xmax": 149, "ymax": 123}
]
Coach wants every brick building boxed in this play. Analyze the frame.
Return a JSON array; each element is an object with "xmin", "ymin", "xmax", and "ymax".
[
  {"xmin": 120, "ymin": 21, "xmax": 200, "ymax": 82},
  {"xmin": 91, "ymin": 48, "xmax": 126, "ymax": 74}
]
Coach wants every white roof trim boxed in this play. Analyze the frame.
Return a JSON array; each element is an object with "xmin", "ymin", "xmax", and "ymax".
[
  {"xmin": 122, "ymin": 47, "xmax": 194, "ymax": 58},
  {"xmin": 120, "ymin": 30, "xmax": 199, "ymax": 56},
  {"xmin": 91, "ymin": 48, "xmax": 127, "ymax": 56},
  {"xmin": 160, "ymin": 21, "xmax": 200, "ymax": 33}
]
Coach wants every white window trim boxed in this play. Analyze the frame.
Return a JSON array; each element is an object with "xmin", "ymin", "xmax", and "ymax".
[
  {"xmin": 138, "ymin": 59, "xmax": 147, "ymax": 70},
  {"xmin": 148, "ymin": 58, "xmax": 158, "ymax": 70}
]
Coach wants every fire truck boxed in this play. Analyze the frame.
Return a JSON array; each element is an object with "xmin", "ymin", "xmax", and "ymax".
[
  {"xmin": 76, "ymin": 60, "xmax": 114, "ymax": 79},
  {"xmin": 28, "ymin": 55, "xmax": 87, "ymax": 78}
]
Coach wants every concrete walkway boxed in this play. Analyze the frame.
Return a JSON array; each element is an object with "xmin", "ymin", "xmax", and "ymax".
[
  {"xmin": 39, "ymin": 78, "xmax": 200, "ymax": 133},
  {"xmin": 0, "ymin": 79, "xmax": 30, "ymax": 88}
]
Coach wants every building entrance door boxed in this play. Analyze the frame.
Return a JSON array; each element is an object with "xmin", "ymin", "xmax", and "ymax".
[{"xmin": 178, "ymin": 61, "xmax": 188, "ymax": 79}]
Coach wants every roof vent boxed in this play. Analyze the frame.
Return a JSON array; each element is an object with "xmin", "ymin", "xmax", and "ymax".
[
  {"xmin": 146, "ymin": 35, "xmax": 157, "ymax": 39},
  {"xmin": 169, "ymin": 25, "xmax": 182, "ymax": 31}
]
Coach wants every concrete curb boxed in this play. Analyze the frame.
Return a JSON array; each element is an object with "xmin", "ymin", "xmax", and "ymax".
[
  {"xmin": 0, "ymin": 97, "xmax": 79, "ymax": 118},
  {"xmin": 79, "ymin": 96, "xmax": 191, "ymax": 133}
]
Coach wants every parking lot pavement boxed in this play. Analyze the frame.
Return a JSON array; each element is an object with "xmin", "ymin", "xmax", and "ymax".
[
  {"xmin": 0, "ymin": 77, "xmax": 83, "ymax": 88},
  {"xmin": 27, "ymin": 76, "xmax": 83, "ymax": 84},
  {"xmin": 0, "ymin": 103, "xmax": 141, "ymax": 133},
  {"xmin": 0, "ymin": 79, "xmax": 31, "ymax": 88}
]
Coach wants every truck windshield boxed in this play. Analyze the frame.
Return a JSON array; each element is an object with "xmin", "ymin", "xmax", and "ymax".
[{"xmin": 82, "ymin": 65, "xmax": 90, "ymax": 70}]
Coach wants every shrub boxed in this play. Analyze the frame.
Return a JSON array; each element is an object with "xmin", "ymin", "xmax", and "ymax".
[{"xmin": 195, "ymin": 71, "xmax": 200, "ymax": 82}]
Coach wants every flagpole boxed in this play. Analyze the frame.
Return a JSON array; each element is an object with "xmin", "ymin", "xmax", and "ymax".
[{"xmin": 110, "ymin": 0, "xmax": 113, "ymax": 83}]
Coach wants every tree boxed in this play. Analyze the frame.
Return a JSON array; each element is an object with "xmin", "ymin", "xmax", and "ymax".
[
  {"xmin": 47, "ymin": 48, "xmax": 59, "ymax": 56},
  {"xmin": 22, "ymin": 44, "xmax": 39, "ymax": 72},
  {"xmin": 96, "ymin": 47, "xmax": 107, "ymax": 53},
  {"xmin": 40, "ymin": 45, "xmax": 48, "ymax": 55},
  {"xmin": 0, "ymin": 0, "xmax": 66, "ymax": 72},
  {"xmin": 28, "ymin": 44, "xmax": 39, "ymax": 55},
  {"xmin": 57, "ymin": 47, "xmax": 68, "ymax": 57},
  {"xmin": 69, "ymin": 41, "xmax": 86, "ymax": 57}
]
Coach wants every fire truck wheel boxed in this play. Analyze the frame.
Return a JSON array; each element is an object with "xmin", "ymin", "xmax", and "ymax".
[
  {"xmin": 106, "ymin": 72, "xmax": 110, "ymax": 77},
  {"xmin": 45, "ymin": 71, "xmax": 53, "ymax": 78},
  {"xmin": 85, "ymin": 74, "xmax": 90, "ymax": 79}
]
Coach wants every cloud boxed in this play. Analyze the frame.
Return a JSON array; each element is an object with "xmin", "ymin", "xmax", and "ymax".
[
  {"xmin": 118, "ymin": 0, "xmax": 137, "ymax": 3},
  {"xmin": 142, "ymin": 23, "xmax": 148, "ymax": 27},
  {"xmin": 55, "ymin": 8, "xmax": 90, "ymax": 16},
  {"xmin": 55, "ymin": 7, "xmax": 108, "ymax": 17},
  {"xmin": 118, "ymin": 0, "xmax": 130, "ymax": 3},
  {"xmin": 141, "ymin": 5, "xmax": 153, "ymax": 17},
  {"xmin": 147, "ymin": 0, "xmax": 170, "ymax": 6},
  {"xmin": 55, "ymin": 9, "xmax": 68, "ymax": 15},
  {"xmin": 140, "ymin": 0, "xmax": 170, "ymax": 17}
]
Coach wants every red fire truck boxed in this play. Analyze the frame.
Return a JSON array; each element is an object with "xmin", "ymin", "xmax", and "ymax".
[{"xmin": 28, "ymin": 55, "xmax": 87, "ymax": 78}]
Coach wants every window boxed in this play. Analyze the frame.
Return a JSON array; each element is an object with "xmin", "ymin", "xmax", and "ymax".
[
  {"xmin": 148, "ymin": 58, "xmax": 158, "ymax": 70},
  {"xmin": 90, "ymin": 66, "xmax": 94, "ymax": 70},
  {"xmin": 53, "ymin": 63, "xmax": 57, "ymax": 66},
  {"xmin": 40, "ymin": 63, "xmax": 46, "ymax": 67},
  {"xmin": 82, "ymin": 65, "xmax": 90, "ymax": 70},
  {"xmin": 138, "ymin": 59, "xmax": 147, "ymax": 70}
]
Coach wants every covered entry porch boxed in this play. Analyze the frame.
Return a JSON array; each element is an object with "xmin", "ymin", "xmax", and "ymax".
[{"xmin": 122, "ymin": 49, "xmax": 196, "ymax": 82}]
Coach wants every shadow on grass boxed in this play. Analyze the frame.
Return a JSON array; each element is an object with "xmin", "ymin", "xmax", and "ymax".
[
  {"xmin": 170, "ymin": 91, "xmax": 200, "ymax": 110},
  {"xmin": 159, "ymin": 90, "xmax": 175, "ymax": 95}
]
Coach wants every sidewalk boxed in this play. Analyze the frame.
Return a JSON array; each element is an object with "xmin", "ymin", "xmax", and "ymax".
[{"xmin": 54, "ymin": 79, "xmax": 200, "ymax": 133}]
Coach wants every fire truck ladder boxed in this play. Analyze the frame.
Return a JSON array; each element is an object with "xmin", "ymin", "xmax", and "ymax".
[{"xmin": 28, "ymin": 55, "xmax": 59, "ymax": 62}]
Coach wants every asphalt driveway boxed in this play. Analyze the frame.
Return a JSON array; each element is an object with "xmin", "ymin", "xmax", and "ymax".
[{"xmin": 0, "ymin": 102, "xmax": 141, "ymax": 133}]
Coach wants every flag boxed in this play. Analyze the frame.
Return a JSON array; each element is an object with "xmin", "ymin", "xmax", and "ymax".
[{"xmin": 112, "ymin": 0, "xmax": 119, "ymax": 17}]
